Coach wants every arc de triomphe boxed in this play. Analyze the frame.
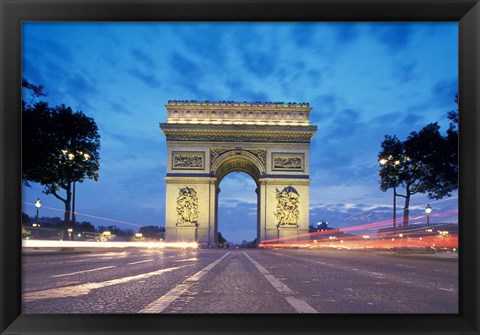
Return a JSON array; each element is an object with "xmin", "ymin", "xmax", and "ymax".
[{"xmin": 160, "ymin": 101, "xmax": 317, "ymax": 246}]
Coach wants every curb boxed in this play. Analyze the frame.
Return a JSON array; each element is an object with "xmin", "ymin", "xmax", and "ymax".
[{"xmin": 377, "ymin": 253, "xmax": 458, "ymax": 262}]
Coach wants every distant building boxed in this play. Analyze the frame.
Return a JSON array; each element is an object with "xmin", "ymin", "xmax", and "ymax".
[{"xmin": 377, "ymin": 222, "xmax": 458, "ymax": 239}]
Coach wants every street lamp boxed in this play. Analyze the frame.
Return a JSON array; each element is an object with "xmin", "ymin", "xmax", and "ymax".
[
  {"xmin": 379, "ymin": 157, "xmax": 398, "ymax": 229},
  {"xmin": 102, "ymin": 231, "xmax": 111, "ymax": 242},
  {"xmin": 425, "ymin": 204, "xmax": 432, "ymax": 225},
  {"xmin": 62, "ymin": 148, "xmax": 91, "ymax": 240},
  {"xmin": 34, "ymin": 198, "xmax": 41, "ymax": 239}
]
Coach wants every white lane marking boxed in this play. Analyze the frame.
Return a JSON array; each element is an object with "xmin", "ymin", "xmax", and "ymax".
[
  {"xmin": 174, "ymin": 258, "xmax": 198, "ymax": 263},
  {"xmin": 128, "ymin": 259, "xmax": 154, "ymax": 265},
  {"xmin": 24, "ymin": 265, "xmax": 187, "ymax": 302},
  {"xmin": 51, "ymin": 266, "xmax": 116, "ymax": 278},
  {"xmin": 243, "ymin": 252, "xmax": 318, "ymax": 313},
  {"xmin": 139, "ymin": 252, "xmax": 231, "ymax": 313}
]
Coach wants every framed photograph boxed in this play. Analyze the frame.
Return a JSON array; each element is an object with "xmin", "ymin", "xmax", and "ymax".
[{"xmin": 1, "ymin": 1, "xmax": 479, "ymax": 335}]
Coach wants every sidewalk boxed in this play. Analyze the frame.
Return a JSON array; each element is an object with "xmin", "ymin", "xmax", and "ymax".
[{"xmin": 377, "ymin": 250, "xmax": 458, "ymax": 262}]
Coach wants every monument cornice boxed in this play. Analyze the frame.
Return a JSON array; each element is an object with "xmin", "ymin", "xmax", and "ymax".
[
  {"xmin": 166, "ymin": 100, "xmax": 311, "ymax": 111},
  {"xmin": 259, "ymin": 178, "xmax": 311, "ymax": 185},
  {"xmin": 160, "ymin": 123, "xmax": 316, "ymax": 132},
  {"xmin": 165, "ymin": 176, "xmax": 217, "ymax": 184},
  {"xmin": 160, "ymin": 124, "xmax": 317, "ymax": 143}
]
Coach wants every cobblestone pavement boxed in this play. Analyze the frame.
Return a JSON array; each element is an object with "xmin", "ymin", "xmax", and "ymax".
[{"xmin": 22, "ymin": 248, "xmax": 458, "ymax": 313}]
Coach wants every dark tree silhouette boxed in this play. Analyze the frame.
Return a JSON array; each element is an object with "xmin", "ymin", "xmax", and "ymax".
[
  {"xmin": 379, "ymin": 122, "xmax": 457, "ymax": 226},
  {"xmin": 218, "ymin": 232, "xmax": 227, "ymax": 245},
  {"xmin": 22, "ymin": 79, "xmax": 100, "ymax": 239},
  {"xmin": 139, "ymin": 225, "xmax": 166, "ymax": 240}
]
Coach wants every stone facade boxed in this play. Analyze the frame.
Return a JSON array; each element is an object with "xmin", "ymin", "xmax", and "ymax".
[{"xmin": 160, "ymin": 101, "xmax": 317, "ymax": 245}]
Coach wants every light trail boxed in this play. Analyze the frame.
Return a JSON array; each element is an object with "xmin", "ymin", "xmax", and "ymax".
[
  {"xmin": 259, "ymin": 210, "xmax": 458, "ymax": 250},
  {"xmin": 22, "ymin": 240, "xmax": 198, "ymax": 249},
  {"xmin": 22, "ymin": 202, "xmax": 142, "ymax": 227}
]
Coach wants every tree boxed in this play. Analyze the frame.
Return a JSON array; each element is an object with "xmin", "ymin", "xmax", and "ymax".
[
  {"xmin": 75, "ymin": 221, "xmax": 96, "ymax": 232},
  {"xmin": 444, "ymin": 92, "xmax": 459, "ymax": 191},
  {"xmin": 379, "ymin": 121, "xmax": 457, "ymax": 226},
  {"xmin": 217, "ymin": 232, "xmax": 227, "ymax": 245},
  {"xmin": 138, "ymin": 226, "xmax": 165, "ymax": 240},
  {"xmin": 22, "ymin": 77, "xmax": 47, "ymax": 108},
  {"xmin": 21, "ymin": 226, "xmax": 31, "ymax": 239},
  {"xmin": 22, "ymin": 212, "xmax": 31, "ymax": 226},
  {"xmin": 22, "ymin": 79, "xmax": 100, "ymax": 239}
]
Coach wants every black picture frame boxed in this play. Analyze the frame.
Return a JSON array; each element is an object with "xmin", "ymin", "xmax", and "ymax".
[{"xmin": 1, "ymin": 0, "xmax": 479, "ymax": 334}]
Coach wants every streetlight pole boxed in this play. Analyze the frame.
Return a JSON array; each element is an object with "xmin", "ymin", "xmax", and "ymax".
[
  {"xmin": 379, "ymin": 157, "xmax": 398, "ymax": 230},
  {"xmin": 71, "ymin": 181, "xmax": 76, "ymax": 240},
  {"xmin": 425, "ymin": 204, "xmax": 432, "ymax": 225},
  {"xmin": 35, "ymin": 198, "xmax": 41, "ymax": 239},
  {"xmin": 62, "ymin": 148, "xmax": 90, "ymax": 241},
  {"xmin": 393, "ymin": 187, "xmax": 396, "ymax": 229}
]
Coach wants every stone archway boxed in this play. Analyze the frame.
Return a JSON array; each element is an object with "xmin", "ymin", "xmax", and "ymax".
[
  {"xmin": 212, "ymin": 151, "xmax": 263, "ymax": 244},
  {"xmin": 160, "ymin": 101, "xmax": 317, "ymax": 246}
]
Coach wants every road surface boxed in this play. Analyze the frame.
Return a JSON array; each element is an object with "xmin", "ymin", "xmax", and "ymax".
[{"xmin": 22, "ymin": 248, "xmax": 458, "ymax": 313}]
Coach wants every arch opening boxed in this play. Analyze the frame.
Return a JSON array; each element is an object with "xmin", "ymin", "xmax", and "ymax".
[
  {"xmin": 213, "ymin": 154, "xmax": 262, "ymax": 246},
  {"xmin": 217, "ymin": 171, "xmax": 258, "ymax": 246}
]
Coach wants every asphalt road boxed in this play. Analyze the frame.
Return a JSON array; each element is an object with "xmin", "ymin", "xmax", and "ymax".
[{"xmin": 22, "ymin": 248, "xmax": 458, "ymax": 313}]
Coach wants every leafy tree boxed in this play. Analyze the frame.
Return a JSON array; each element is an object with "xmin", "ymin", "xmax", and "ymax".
[
  {"xmin": 22, "ymin": 77, "xmax": 47, "ymax": 108},
  {"xmin": 444, "ymin": 93, "xmax": 459, "ymax": 191},
  {"xmin": 21, "ymin": 226, "xmax": 31, "ymax": 239},
  {"xmin": 138, "ymin": 225, "xmax": 165, "ymax": 240},
  {"xmin": 218, "ymin": 232, "xmax": 227, "ymax": 245},
  {"xmin": 379, "ymin": 121, "xmax": 457, "ymax": 226},
  {"xmin": 22, "ymin": 212, "xmax": 31, "ymax": 226},
  {"xmin": 22, "ymin": 80, "xmax": 100, "ymax": 239},
  {"xmin": 75, "ymin": 221, "xmax": 96, "ymax": 232}
]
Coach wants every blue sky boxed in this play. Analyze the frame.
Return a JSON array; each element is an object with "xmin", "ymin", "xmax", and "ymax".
[{"xmin": 22, "ymin": 22, "xmax": 458, "ymax": 243}]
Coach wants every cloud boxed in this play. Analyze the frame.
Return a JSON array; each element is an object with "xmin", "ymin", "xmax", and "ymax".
[
  {"xmin": 218, "ymin": 200, "xmax": 257, "ymax": 242},
  {"xmin": 333, "ymin": 23, "xmax": 360, "ymax": 43},
  {"xmin": 131, "ymin": 47, "xmax": 155, "ymax": 68},
  {"xmin": 169, "ymin": 51, "xmax": 201, "ymax": 79},
  {"xmin": 172, "ymin": 24, "xmax": 227, "ymax": 67},
  {"xmin": 370, "ymin": 24, "xmax": 414, "ymax": 51},
  {"xmin": 108, "ymin": 101, "xmax": 132, "ymax": 115},
  {"xmin": 431, "ymin": 78, "xmax": 458, "ymax": 106},
  {"xmin": 290, "ymin": 23, "xmax": 318, "ymax": 47},
  {"xmin": 41, "ymin": 38, "xmax": 75, "ymax": 64},
  {"xmin": 401, "ymin": 112, "xmax": 423, "ymax": 126},
  {"xmin": 128, "ymin": 68, "xmax": 162, "ymax": 88},
  {"xmin": 242, "ymin": 51, "xmax": 277, "ymax": 77},
  {"xmin": 394, "ymin": 62, "xmax": 416, "ymax": 82}
]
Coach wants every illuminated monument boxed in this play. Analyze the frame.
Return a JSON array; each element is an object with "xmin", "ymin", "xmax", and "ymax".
[{"xmin": 160, "ymin": 101, "xmax": 317, "ymax": 245}]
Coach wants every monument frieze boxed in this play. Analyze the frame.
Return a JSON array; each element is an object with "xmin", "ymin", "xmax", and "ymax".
[
  {"xmin": 172, "ymin": 151, "xmax": 205, "ymax": 170},
  {"xmin": 272, "ymin": 153, "xmax": 305, "ymax": 171}
]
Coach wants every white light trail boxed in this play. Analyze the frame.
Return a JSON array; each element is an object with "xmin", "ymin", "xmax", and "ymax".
[
  {"xmin": 22, "ymin": 240, "xmax": 198, "ymax": 249},
  {"xmin": 22, "ymin": 202, "xmax": 143, "ymax": 227}
]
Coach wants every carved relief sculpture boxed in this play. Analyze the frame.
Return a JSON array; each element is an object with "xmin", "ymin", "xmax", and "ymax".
[
  {"xmin": 271, "ymin": 153, "xmax": 305, "ymax": 171},
  {"xmin": 210, "ymin": 149, "xmax": 230, "ymax": 166},
  {"xmin": 274, "ymin": 186, "xmax": 300, "ymax": 226},
  {"xmin": 172, "ymin": 151, "xmax": 205, "ymax": 170},
  {"xmin": 248, "ymin": 149, "xmax": 267, "ymax": 167},
  {"xmin": 176, "ymin": 187, "xmax": 199, "ymax": 226},
  {"xmin": 210, "ymin": 148, "xmax": 267, "ymax": 170}
]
